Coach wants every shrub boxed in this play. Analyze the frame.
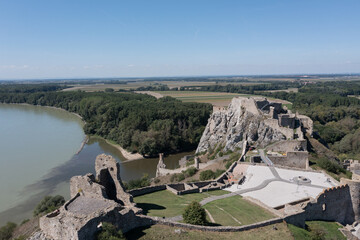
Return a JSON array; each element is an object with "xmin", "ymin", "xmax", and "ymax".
[
  {"xmin": 182, "ymin": 201, "xmax": 207, "ymax": 225},
  {"xmin": 183, "ymin": 167, "xmax": 197, "ymax": 178},
  {"xmin": 200, "ymin": 170, "xmax": 216, "ymax": 181},
  {"xmin": 95, "ymin": 222, "xmax": 125, "ymax": 240},
  {"xmin": 0, "ymin": 222, "xmax": 17, "ymax": 240},
  {"xmin": 33, "ymin": 195, "xmax": 65, "ymax": 217},
  {"xmin": 153, "ymin": 178, "xmax": 160, "ymax": 184},
  {"xmin": 317, "ymin": 158, "xmax": 345, "ymax": 174},
  {"xmin": 124, "ymin": 174, "xmax": 150, "ymax": 190},
  {"xmin": 214, "ymin": 169, "xmax": 225, "ymax": 178},
  {"xmin": 170, "ymin": 173, "xmax": 185, "ymax": 182}
]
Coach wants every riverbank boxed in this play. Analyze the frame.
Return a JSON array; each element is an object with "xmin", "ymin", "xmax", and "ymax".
[{"xmin": 100, "ymin": 138, "xmax": 144, "ymax": 161}]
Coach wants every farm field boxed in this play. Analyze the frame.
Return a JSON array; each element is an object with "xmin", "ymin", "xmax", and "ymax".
[{"xmin": 62, "ymin": 81, "xmax": 262, "ymax": 92}]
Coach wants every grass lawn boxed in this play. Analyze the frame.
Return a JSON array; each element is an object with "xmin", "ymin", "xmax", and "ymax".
[
  {"xmin": 125, "ymin": 222, "xmax": 293, "ymax": 240},
  {"xmin": 203, "ymin": 196, "xmax": 275, "ymax": 226},
  {"xmin": 133, "ymin": 190, "xmax": 228, "ymax": 218},
  {"xmin": 288, "ymin": 221, "xmax": 346, "ymax": 240}
]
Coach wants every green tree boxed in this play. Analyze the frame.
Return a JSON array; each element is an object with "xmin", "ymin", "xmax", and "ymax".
[
  {"xmin": 95, "ymin": 222, "xmax": 125, "ymax": 240},
  {"xmin": 33, "ymin": 195, "xmax": 65, "ymax": 216},
  {"xmin": 182, "ymin": 201, "xmax": 207, "ymax": 225},
  {"xmin": 0, "ymin": 222, "xmax": 17, "ymax": 240}
]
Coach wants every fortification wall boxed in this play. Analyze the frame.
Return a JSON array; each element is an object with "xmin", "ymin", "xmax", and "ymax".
[
  {"xmin": 303, "ymin": 185, "xmax": 354, "ymax": 225},
  {"xmin": 267, "ymin": 140, "xmax": 307, "ymax": 152},
  {"xmin": 341, "ymin": 178, "xmax": 360, "ymax": 222},
  {"xmin": 278, "ymin": 114, "xmax": 296, "ymax": 128},
  {"xmin": 144, "ymin": 215, "xmax": 283, "ymax": 232},
  {"xmin": 264, "ymin": 119, "xmax": 294, "ymax": 139},
  {"xmin": 268, "ymin": 151, "xmax": 308, "ymax": 169}
]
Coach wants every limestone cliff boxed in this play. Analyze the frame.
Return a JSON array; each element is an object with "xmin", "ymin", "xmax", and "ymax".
[{"xmin": 196, "ymin": 97, "xmax": 300, "ymax": 153}]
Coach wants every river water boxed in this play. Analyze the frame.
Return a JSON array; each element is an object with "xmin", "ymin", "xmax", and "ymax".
[{"xmin": 0, "ymin": 104, "xmax": 192, "ymax": 225}]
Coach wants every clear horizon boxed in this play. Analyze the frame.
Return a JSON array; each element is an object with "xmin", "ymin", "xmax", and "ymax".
[{"xmin": 1, "ymin": 0, "xmax": 360, "ymax": 79}]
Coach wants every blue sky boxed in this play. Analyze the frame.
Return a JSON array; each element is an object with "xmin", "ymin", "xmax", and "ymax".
[{"xmin": 0, "ymin": 0, "xmax": 360, "ymax": 79}]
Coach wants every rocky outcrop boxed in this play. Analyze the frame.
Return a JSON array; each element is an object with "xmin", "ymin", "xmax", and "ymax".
[
  {"xmin": 39, "ymin": 154, "xmax": 143, "ymax": 240},
  {"xmin": 196, "ymin": 97, "xmax": 289, "ymax": 153}
]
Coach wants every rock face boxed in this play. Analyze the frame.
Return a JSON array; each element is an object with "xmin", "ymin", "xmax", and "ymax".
[{"xmin": 196, "ymin": 97, "xmax": 290, "ymax": 153}]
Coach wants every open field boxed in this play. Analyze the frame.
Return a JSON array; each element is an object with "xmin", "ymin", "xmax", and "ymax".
[
  {"xmin": 133, "ymin": 190, "xmax": 227, "ymax": 218},
  {"xmin": 288, "ymin": 221, "xmax": 346, "ymax": 240},
  {"xmin": 203, "ymin": 196, "xmax": 275, "ymax": 226},
  {"xmin": 155, "ymin": 91, "xmax": 254, "ymax": 106},
  {"xmin": 125, "ymin": 222, "xmax": 293, "ymax": 240},
  {"xmin": 62, "ymin": 81, "xmax": 262, "ymax": 92}
]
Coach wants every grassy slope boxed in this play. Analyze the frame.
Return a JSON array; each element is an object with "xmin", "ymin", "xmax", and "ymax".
[
  {"xmin": 133, "ymin": 190, "xmax": 227, "ymax": 218},
  {"xmin": 288, "ymin": 221, "xmax": 346, "ymax": 240},
  {"xmin": 125, "ymin": 222, "xmax": 293, "ymax": 240},
  {"xmin": 203, "ymin": 196, "xmax": 275, "ymax": 226}
]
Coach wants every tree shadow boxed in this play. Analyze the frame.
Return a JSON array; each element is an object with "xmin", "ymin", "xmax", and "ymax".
[
  {"xmin": 136, "ymin": 203, "xmax": 166, "ymax": 215},
  {"xmin": 125, "ymin": 225, "xmax": 152, "ymax": 240},
  {"xmin": 205, "ymin": 222, "xmax": 222, "ymax": 226}
]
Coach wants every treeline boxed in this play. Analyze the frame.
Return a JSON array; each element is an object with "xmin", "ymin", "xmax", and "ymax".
[
  {"xmin": 179, "ymin": 82, "xmax": 300, "ymax": 94},
  {"xmin": 0, "ymin": 84, "xmax": 66, "ymax": 93},
  {"xmin": 263, "ymin": 81, "xmax": 360, "ymax": 159},
  {"xmin": 0, "ymin": 86, "xmax": 212, "ymax": 156}
]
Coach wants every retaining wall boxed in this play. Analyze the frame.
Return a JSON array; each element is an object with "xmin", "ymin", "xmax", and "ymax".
[{"xmin": 142, "ymin": 215, "xmax": 283, "ymax": 232}]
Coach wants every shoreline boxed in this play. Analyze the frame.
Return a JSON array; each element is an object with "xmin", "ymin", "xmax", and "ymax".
[
  {"xmin": 103, "ymin": 138, "xmax": 144, "ymax": 161},
  {"xmin": 3, "ymin": 103, "xmax": 144, "ymax": 161}
]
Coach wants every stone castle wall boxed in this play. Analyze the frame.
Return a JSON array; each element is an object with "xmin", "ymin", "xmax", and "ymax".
[
  {"xmin": 267, "ymin": 140, "xmax": 307, "ymax": 152},
  {"xmin": 264, "ymin": 119, "xmax": 294, "ymax": 139},
  {"xmin": 303, "ymin": 185, "xmax": 354, "ymax": 225},
  {"xmin": 268, "ymin": 151, "xmax": 309, "ymax": 169},
  {"xmin": 341, "ymin": 178, "xmax": 360, "ymax": 222}
]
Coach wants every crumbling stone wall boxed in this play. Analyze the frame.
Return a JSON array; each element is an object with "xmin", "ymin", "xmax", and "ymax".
[
  {"xmin": 268, "ymin": 151, "xmax": 309, "ymax": 169},
  {"xmin": 267, "ymin": 140, "xmax": 307, "ymax": 152}
]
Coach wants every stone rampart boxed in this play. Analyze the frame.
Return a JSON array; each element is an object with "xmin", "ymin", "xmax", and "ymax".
[
  {"xmin": 303, "ymin": 185, "xmax": 354, "ymax": 225},
  {"xmin": 144, "ymin": 215, "xmax": 283, "ymax": 232},
  {"xmin": 340, "ymin": 178, "xmax": 360, "ymax": 222}
]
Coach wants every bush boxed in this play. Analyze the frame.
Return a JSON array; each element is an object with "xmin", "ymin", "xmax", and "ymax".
[
  {"xmin": 317, "ymin": 158, "xmax": 345, "ymax": 174},
  {"xmin": 95, "ymin": 222, "xmax": 125, "ymax": 240},
  {"xmin": 182, "ymin": 201, "xmax": 207, "ymax": 225},
  {"xmin": 170, "ymin": 173, "xmax": 185, "ymax": 182},
  {"xmin": 124, "ymin": 174, "xmax": 150, "ymax": 190},
  {"xmin": 0, "ymin": 222, "xmax": 17, "ymax": 240},
  {"xmin": 200, "ymin": 170, "xmax": 216, "ymax": 181},
  {"xmin": 183, "ymin": 167, "xmax": 197, "ymax": 178},
  {"xmin": 214, "ymin": 169, "xmax": 225, "ymax": 178},
  {"xmin": 33, "ymin": 195, "xmax": 65, "ymax": 217}
]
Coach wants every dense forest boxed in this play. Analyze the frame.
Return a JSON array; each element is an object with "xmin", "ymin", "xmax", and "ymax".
[{"xmin": 0, "ymin": 84, "xmax": 212, "ymax": 156}]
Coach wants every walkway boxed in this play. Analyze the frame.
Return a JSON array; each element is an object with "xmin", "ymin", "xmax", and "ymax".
[{"xmin": 166, "ymin": 150, "xmax": 333, "ymax": 222}]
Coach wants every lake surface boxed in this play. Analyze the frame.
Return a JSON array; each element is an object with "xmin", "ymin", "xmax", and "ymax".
[{"xmin": 0, "ymin": 104, "xmax": 192, "ymax": 225}]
